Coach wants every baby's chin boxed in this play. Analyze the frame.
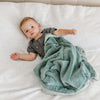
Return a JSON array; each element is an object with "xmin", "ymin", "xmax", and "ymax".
[
  {"xmin": 28, "ymin": 36, "xmax": 34, "ymax": 39},
  {"xmin": 31, "ymin": 35, "xmax": 36, "ymax": 39},
  {"xmin": 30, "ymin": 37, "xmax": 34, "ymax": 39}
]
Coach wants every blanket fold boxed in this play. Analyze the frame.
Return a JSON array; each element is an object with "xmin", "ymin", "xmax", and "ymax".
[{"xmin": 34, "ymin": 33, "xmax": 97, "ymax": 95}]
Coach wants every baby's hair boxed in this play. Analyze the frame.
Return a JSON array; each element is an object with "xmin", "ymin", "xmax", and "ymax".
[{"xmin": 20, "ymin": 17, "xmax": 37, "ymax": 29}]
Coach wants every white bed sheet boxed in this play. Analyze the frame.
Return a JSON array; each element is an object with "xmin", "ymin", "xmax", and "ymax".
[{"xmin": 0, "ymin": 2, "xmax": 100, "ymax": 100}]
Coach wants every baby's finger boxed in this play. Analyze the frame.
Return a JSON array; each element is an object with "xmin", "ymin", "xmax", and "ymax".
[
  {"xmin": 12, "ymin": 55, "xmax": 16, "ymax": 59},
  {"xmin": 12, "ymin": 53, "xmax": 16, "ymax": 55},
  {"xmin": 11, "ymin": 54, "xmax": 15, "ymax": 56},
  {"xmin": 14, "ymin": 53, "xmax": 17, "ymax": 55},
  {"xmin": 10, "ymin": 56, "xmax": 14, "ymax": 60}
]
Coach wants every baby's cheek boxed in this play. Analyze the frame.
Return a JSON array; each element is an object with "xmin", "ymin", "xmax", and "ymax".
[
  {"xmin": 37, "ymin": 29, "xmax": 40, "ymax": 33},
  {"xmin": 33, "ymin": 27, "xmax": 37, "ymax": 31},
  {"xmin": 26, "ymin": 33, "xmax": 30, "ymax": 37},
  {"xmin": 35, "ymin": 27, "xmax": 39, "ymax": 32}
]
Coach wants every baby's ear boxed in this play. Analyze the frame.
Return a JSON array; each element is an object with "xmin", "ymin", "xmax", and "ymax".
[{"xmin": 38, "ymin": 24, "xmax": 41, "ymax": 28}]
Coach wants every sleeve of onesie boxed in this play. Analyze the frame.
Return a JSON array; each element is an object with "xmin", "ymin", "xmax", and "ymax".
[
  {"xmin": 41, "ymin": 27, "xmax": 57, "ymax": 34},
  {"xmin": 27, "ymin": 40, "xmax": 37, "ymax": 54}
]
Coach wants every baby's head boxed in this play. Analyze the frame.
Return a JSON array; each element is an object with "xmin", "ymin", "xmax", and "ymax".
[{"xmin": 20, "ymin": 17, "xmax": 41, "ymax": 39}]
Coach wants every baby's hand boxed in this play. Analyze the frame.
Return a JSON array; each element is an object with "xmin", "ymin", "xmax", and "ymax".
[
  {"xmin": 10, "ymin": 53, "xmax": 20, "ymax": 60},
  {"xmin": 71, "ymin": 29, "xmax": 77, "ymax": 35}
]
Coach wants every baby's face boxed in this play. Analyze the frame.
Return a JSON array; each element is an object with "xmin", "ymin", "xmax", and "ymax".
[{"xmin": 21, "ymin": 19, "xmax": 41, "ymax": 39}]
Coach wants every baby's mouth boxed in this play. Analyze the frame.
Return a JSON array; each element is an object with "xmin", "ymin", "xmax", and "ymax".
[{"xmin": 31, "ymin": 33, "xmax": 34, "ymax": 35}]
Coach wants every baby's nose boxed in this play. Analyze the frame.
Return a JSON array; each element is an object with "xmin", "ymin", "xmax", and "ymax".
[{"xmin": 29, "ymin": 29, "xmax": 33, "ymax": 33}]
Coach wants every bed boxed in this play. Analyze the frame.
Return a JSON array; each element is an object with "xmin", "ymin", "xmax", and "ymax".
[{"xmin": 0, "ymin": 1, "xmax": 100, "ymax": 100}]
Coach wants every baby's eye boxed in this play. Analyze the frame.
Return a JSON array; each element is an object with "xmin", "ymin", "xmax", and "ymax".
[
  {"xmin": 31, "ymin": 26, "xmax": 34, "ymax": 28},
  {"xmin": 26, "ymin": 30, "xmax": 28, "ymax": 33}
]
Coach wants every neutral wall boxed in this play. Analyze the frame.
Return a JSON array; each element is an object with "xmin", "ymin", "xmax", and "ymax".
[{"xmin": 0, "ymin": 0, "xmax": 100, "ymax": 6}]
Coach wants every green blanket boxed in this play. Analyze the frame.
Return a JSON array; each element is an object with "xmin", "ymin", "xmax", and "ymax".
[{"xmin": 34, "ymin": 33, "xmax": 97, "ymax": 95}]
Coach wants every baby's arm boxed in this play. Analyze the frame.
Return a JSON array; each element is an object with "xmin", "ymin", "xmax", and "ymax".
[
  {"xmin": 53, "ymin": 29, "xmax": 77, "ymax": 36},
  {"xmin": 10, "ymin": 52, "xmax": 37, "ymax": 61}
]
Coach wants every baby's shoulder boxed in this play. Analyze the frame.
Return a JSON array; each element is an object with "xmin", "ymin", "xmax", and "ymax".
[{"xmin": 41, "ymin": 27, "xmax": 57, "ymax": 34}]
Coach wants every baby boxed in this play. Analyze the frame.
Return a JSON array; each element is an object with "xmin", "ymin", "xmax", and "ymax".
[{"xmin": 10, "ymin": 17, "xmax": 77, "ymax": 61}]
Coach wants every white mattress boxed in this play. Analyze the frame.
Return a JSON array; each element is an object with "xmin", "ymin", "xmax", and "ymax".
[{"xmin": 0, "ymin": 2, "xmax": 100, "ymax": 100}]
